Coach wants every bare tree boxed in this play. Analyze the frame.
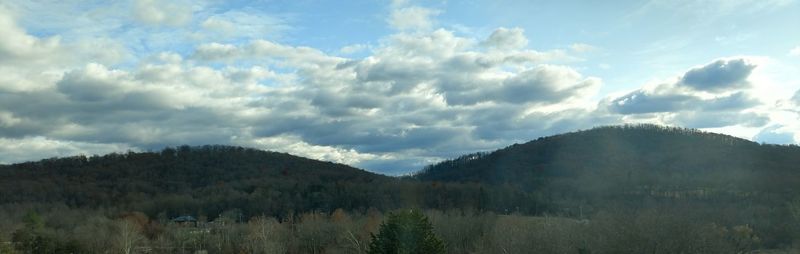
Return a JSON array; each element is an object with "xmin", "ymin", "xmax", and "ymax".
[
  {"xmin": 117, "ymin": 219, "xmax": 144, "ymax": 254},
  {"xmin": 246, "ymin": 216, "xmax": 287, "ymax": 254}
]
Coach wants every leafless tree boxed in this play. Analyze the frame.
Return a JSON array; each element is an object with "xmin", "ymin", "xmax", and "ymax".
[
  {"xmin": 117, "ymin": 219, "xmax": 144, "ymax": 254},
  {"xmin": 246, "ymin": 216, "xmax": 287, "ymax": 254}
]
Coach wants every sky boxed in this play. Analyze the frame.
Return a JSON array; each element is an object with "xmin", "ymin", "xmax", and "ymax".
[{"xmin": 0, "ymin": 0, "xmax": 799, "ymax": 175}]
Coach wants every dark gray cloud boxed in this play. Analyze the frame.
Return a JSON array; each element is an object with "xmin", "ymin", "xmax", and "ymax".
[
  {"xmin": 607, "ymin": 89, "xmax": 696, "ymax": 114},
  {"xmin": 607, "ymin": 90, "xmax": 760, "ymax": 114},
  {"xmin": 601, "ymin": 58, "xmax": 769, "ymax": 133},
  {"xmin": 495, "ymin": 66, "xmax": 598, "ymax": 104},
  {"xmin": 57, "ymin": 67, "xmax": 123, "ymax": 102},
  {"xmin": 441, "ymin": 66, "xmax": 599, "ymax": 106},
  {"xmin": 679, "ymin": 59, "xmax": 756, "ymax": 92}
]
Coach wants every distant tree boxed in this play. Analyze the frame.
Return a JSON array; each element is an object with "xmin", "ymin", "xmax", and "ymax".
[
  {"xmin": 787, "ymin": 198, "xmax": 800, "ymax": 243},
  {"xmin": 116, "ymin": 219, "xmax": 144, "ymax": 254},
  {"xmin": 73, "ymin": 216, "xmax": 116, "ymax": 253},
  {"xmin": 11, "ymin": 211, "xmax": 82, "ymax": 254},
  {"xmin": 245, "ymin": 216, "xmax": 286, "ymax": 254},
  {"xmin": 789, "ymin": 198, "xmax": 800, "ymax": 223},
  {"xmin": 22, "ymin": 211, "xmax": 44, "ymax": 230},
  {"xmin": 368, "ymin": 210, "xmax": 445, "ymax": 254},
  {"xmin": 11, "ymin": 211, "xmax": 45, "ymax": 252},
  {"xmin": 296, "ymin": 212, "xmax": 337, "ymax": 254}
]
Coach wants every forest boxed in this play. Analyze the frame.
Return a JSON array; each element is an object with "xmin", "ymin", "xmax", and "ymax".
[{"xmin": 1, "ymin": 124, "xmax": 800, "ymax": 253}]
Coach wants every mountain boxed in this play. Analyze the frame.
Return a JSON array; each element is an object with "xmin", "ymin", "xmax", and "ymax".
[
  {"xmin": 0, "ymin": 145, "xmax": 396, "ymax": 218},
  {"xmin": 0, "ymin": 145, "xmax": 514, "ymax": 219},
  {"xmin": 3, "ymin": 125, "xmax": 800, "ymax": 219},
  {"xmin": 3, "ymin": 125, "xmax": 800, "ymax": 251},
  {"xmin": 409, "ymin": 124, "xmax": 800, "ymax": 247},
  {"xmin": 417, "ymin": 124, "xmax": 800, "ymax": 181},
  {"xmin": 415, "ymin": 124, "xmax": 800, "ymax": 213}
]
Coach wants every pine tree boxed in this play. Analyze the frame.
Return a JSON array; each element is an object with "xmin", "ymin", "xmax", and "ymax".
[{"xmin": 368, "ymin": 209, "xmax": 445, "ymax": 254}]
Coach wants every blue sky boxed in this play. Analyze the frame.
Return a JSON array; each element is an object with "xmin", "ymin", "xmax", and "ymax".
[{"xmin": 0, "ymin": 0, "xmax": 799, "ymax": 175}]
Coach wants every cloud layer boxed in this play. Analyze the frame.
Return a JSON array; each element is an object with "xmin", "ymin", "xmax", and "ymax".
[{"xmin": 0, "ymin": 1, "xmax": 796, "ymax": 174}]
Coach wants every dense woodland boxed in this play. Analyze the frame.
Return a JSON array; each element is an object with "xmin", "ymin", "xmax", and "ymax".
[
  {"xmin": 2, "ymin": 124, "xmax": 800, "ymax": 253},
  {"xmin": 0, "ymin": 145, "xmax": 535, "ymax": 220}
]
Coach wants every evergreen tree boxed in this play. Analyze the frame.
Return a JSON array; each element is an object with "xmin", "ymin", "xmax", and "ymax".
[{"xmin": 368, "ymin": 210, "xmax": 445, "ymax": 254}]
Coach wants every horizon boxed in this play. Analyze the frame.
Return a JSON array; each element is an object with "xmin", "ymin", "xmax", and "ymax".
[
  {"xmin": 2, "ymin": 123, "xmax": 793, "ymax": 176},
  {"xmin": 1, "ymin": 0, "xmax": 799, "ymax": 174}
]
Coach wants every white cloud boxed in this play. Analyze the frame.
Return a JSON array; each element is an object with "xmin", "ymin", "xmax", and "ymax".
[
  {"xmin": 391, "ymin": 0, "xmax": 411, "ymax": 8},
  {"xmin": 754, "ymin": 125, "xmax": 797, "ymax": 144},
  {"xmin": 133, "ymin": 0, "xmax": 193, "ymax": 27},
  {"xmin": 192, "ymin": 43, "xmax": 240, "ymax": 61},
  {"xmin": 0, "ymin": 26, "xmax": 577, "ymax": 172},
  {"xmin": 388, "ymin": 6, "xmax": 440, "ymax": 31},
  {"xmin": 198, "ymin": 10, "xmax": 290, "ymax": 41},
  {"xmin": 243, "ymin": 135, "xmax": 384, "ymax": 166},
  {"xmin": 482, "ymin": 27, "xmax": 528, "ymax": 50},
  {"xmin": 339, "ymin": 44, "xmax": 368, "ymax": 55},
  {"xmin": 0, "ymin": 111, "xmax": 22, "ymax": 128},
  {"xmin": 790, "ymin": 46, "xmax": 800, "ymax": 57},
  {"xmin": 0, "ymin": 136, "xmax": 134, "ymax": 164},
  {"xmin": 1, "ymin": 1, "xmax": 797, "ymax": 174},
  {"xmin": 0, "ymin": 6, "xmax": 60, "ymax": 65},
  {"xmin": 0, "ymin": 5, "xmax": 655, "ymax": 172}
]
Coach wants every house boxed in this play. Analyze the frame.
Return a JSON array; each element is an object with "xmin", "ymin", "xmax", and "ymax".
[{"xmin": 171, "ymin": 215, "xmax": 198, "ymax": 227}]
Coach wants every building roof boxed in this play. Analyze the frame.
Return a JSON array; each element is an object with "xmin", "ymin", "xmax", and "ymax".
[{"xmin": 172, "ymin": 215, "xmax": 197, "ymax": 222}]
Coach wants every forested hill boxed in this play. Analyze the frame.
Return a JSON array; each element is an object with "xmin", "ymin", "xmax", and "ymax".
[
  {"xmin": 3, "ymin": 126, "xmax": 800, "ymax": 252},
  {"xmin": 0, "ymin": 145, "xmax": 539, "ymax": 220},
  {"xmin": 0, "ymin": 145, "xmax": 393, "ymax": 218},
  {"xmin": 410, "ymin": 125, "xmax": 800, "ymax": 248},
  {"xmin": 415, "ymin": 124, "xmax": 800, "ymax": 190},
  {"xmin": 4, "ymin": 125, "xmax": 800, "ymax": 219}
]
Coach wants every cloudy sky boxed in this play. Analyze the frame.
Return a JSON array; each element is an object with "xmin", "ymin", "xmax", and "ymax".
[{"xmin": 1, "ymin": 0, "xmax": 799, "ymax": 174}]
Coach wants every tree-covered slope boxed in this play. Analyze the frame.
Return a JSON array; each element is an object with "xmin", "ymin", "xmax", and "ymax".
[
  {"xmin": 3, "ymin": 126, "xmax": 800, "ymax": 251},
  {"xmin": 0, "ymin": 145, "xmax": 395, "ymax": 218},
  {"xmin": 4, "ymin": 125, "xmax": 800, "ymax": 219},
  {"xmin": 412, "ymin": 124, "xmax": 800, "ymax": 247},
  {"xmin": 417, "ymin": 124, "xmax": 800, "ymax": 182},
  {"xmin": 415, "ymin": 124, "xmax": 800, "ymax": 205},
  {"xmin": 0, "ymin": 145, "xmax": 530, "ymax": 219}
]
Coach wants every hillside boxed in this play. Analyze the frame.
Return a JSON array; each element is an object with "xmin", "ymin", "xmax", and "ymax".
[
  {"xmin": 416, "ymin": 124, "xmax": 800, "ymax": 213},
  {"xmin": 2, "ymin": 126, "xmax": 800, "ymax": 251},
  {"xmin": 4, "ymin": 125, "xmax": 800, "ymax": 218},
  {"xmin": 418, "ymin": 124, "xmax": 800, "ymax": 182},
  {"xmin": 0, "ymin": 145, "xmax": 526, "ymax": 220},
  {"xmin": 0, "ymin": 145, "xmax": 397, "ymax": 219}
]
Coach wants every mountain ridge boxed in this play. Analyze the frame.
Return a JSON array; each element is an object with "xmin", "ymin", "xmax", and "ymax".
[
  {"xmin": 2, "ymin": 125, "xmax": 800, "ymax": 218},
  {"xmin": 414, "ymin": 124, "xmax": 800, "ymax": 191}
]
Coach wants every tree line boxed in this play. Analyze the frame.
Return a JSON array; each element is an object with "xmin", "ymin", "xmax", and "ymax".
[
  {"xmin": 3, "ymin": 125, "xmax": 800, "ymax": 252},
  {"xmin": 1, "ymin": 204, "xmax": 788, "ymax": 253}
]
